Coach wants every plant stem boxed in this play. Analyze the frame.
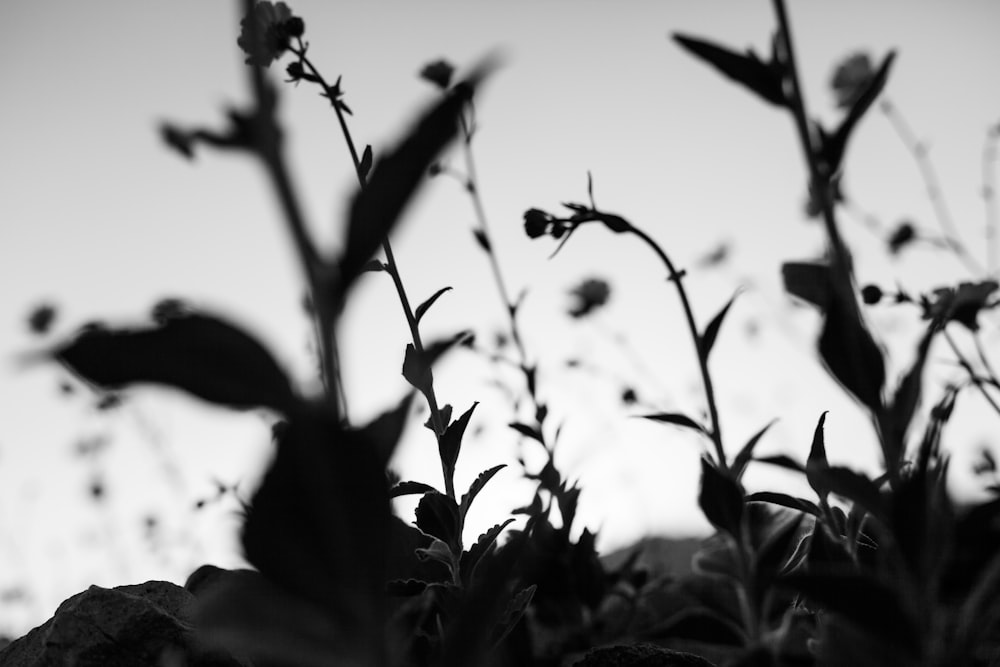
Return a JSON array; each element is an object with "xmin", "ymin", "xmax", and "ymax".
[
  {"xmin": 295, "ymin": 47, "xmax": 452, "ymax": 497},
  {"xmin": 984, "ymin": 124, "xmax": 1000, "ymax": 275},
  {"xmin": 881, "ymin": 99, "xmax": 984, "ymax": 276},
  {"xmin": 625, "ymin": 224, "xmax": 727, "ymax": 468}
]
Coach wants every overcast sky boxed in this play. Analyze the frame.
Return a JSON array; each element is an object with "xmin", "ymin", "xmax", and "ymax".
[{"xmin": 2, "ymin": 0, "xmax": 999, "ymax": 637}]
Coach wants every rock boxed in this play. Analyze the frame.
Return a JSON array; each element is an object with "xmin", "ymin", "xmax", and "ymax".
[
  {"xmin": 575, "ymin": 642, "xmax": 717, "ymax": 667},
  {"xmin": 0, "ymin": 579, "xmax": 248, "ymax": 666}
]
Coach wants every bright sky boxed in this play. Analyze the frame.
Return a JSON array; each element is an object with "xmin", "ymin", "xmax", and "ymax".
[{"xmin": 2, "ymin": 0, "xmax": 999, "ymax": 638}]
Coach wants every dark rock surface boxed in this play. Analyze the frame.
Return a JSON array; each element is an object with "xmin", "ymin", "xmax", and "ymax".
[
  {"xmin": 0, "ymin": 579, "xmax": 248, "ymax": 666},
  {"xmin": 575, "ymin": 642, "xmax": 717, "ymax": 667}
]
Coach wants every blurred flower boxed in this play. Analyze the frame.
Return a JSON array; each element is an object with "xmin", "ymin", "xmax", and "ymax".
[
  {"xmin": 886, "ymin": 221, "xmax": 916, "ymax": 255},
  {"xmin": 861, "ymin": 285, "xmax": 883, "ymax": 305},
  {"xmin": 160, "ymin": 124, "xmax": 194, "ymax": 160},
  {"xmin": 420, "ymin": 59, "xmax": 455, "ymax": 90},
  {"xmin": 27, "ymin": 303, "xmax": 56, "ymax": 335},
  {"xmin": 237, "ymin": 1, "xmax": 302, "ymax": 68},
  {"xmin": 524, "ymin": 208, "xmax": 555, "ymax": 239},
  {"xmin": 567, "ymin": 278, "xmax": 611, "ymax": 318},
  {"xmin": 830, "ymin": 52, "xmax": 875, "ymax": 110},
  {"xmin": 922, "ymin": 280, "xmax": 999, "ymax": 331}
]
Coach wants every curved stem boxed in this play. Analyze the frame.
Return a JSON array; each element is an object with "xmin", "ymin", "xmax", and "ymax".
[
  {"xmin": 944, "ymin": 329, "xmax": 1000, "ymax": 419},
  {"xmin": 626, "ymin": 224, "xmax": 726, "ymax": 468},
  {"xmin": 294, "ymin": 47, "xmax": 452, "ymax": 496}
]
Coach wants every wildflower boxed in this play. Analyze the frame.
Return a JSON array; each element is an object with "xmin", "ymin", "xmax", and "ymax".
[
  {"xmin": 567, "ymin": 278, "xmax": 611, "ymax": 318},
  {"xmin": 420, "ymin": 59, "xmax": 455, "ymax": 90},
  {"xmin": 524, "ymin": 208, "xmax": 555, "ymax": 239},
  {"xmin": 830, "ymin": 52, "xmax": 874, "ymax": 110},
  {"xmin": 922, "ymin": 280, "xmax": 999, "ymax": 331},
  {"xmin": 237, "ymin": 1, "xmax": 302, "ymax": 68}
]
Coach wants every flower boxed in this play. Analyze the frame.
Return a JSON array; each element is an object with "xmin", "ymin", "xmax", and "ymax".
[
  {"xmin": 237, "ymin": 1, "xmax": 302, "ymax": 68},
  {"xmin": 567, "ymin": 278, "xmax": 611, "ymax": 318},
  {"xmin": 830, "ymin": 52, "xmax": 875, "ymax": 110},
  {"xmin": 419, "ymin": 60, "xmax": 455, "ymax": 90},
  {"xmin": 921, "ymin": 280, "xmax": 999, "ymax": 331},
  {"xmin": 524, "ymin": 208, "xmax": 555, "ymax": 239}
]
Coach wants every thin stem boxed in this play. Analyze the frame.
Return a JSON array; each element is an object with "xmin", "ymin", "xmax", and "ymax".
[
  {"xmin": 626, "ymin": 224, "xmax": 727, "ymax": 469},
  {"xmin": 984, "ymin": 124, "xmax": 1000, "ymax": 275},
  {"xmin": 944, "ymin": 329, "xmax": 1000, "ymax": 419},
  {"xmin": 294, "ymin": 46, "xmax": 452, "ymax": 496},
  {"xmin": 881, "ymin": 98, "xmax": 984, "ymax": 276}
]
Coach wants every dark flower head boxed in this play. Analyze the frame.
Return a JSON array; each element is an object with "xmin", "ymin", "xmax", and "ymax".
[
  {"xmin": 861, "ymin": 284, "xmax": 883, "ymax": 305},
  {"xmin": 831, "ymin": 52, "xmax": 875, "ymax": 110},
  {"xmin": 27, "ymin": 303, "xmax": 57, "ymax": 335},
  {"xmin": 568, "ymin": 278, "xmax": 611, "ymax": 318},
  {"xmin": 922, "ymin": 280, "xmax": 999, "ymax": 331},
  {"xmin": 237, "ymin": 1, "xmax": 302, "ymax": 68},
  {"xmin": 420, "ymin": 59, "xmax": 455, "ymax": 90},
  {"xmin": 524, "ymin": 208, "xmax": 554, "ymax": 239}
]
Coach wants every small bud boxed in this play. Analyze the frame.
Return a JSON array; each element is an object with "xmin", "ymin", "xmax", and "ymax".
[{"xmin": 861, "ymin": 285, "xmax": 883, "ymax": 305}]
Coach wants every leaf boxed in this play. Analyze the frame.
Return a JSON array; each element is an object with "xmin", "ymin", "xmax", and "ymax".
[
  {"xmin": 440, "ymin": 402, "xmax": 478, "ymax": 479},
  {"xmin": 820, "ymin": 290, "xmax": 886, "ymax": 415},
  {"xmin": 472, "ymin": 228, "xmax": 491, "ymax": 252},
  {"xmin": 240, "ymin": 410, "xmax": 389, "ymax": 661},
  {"xmin": 755, "ymin": 512, "xmax": 806, "ymax": 583},
  {"xmin": 508, "ymin": 421, "xmax": 544, "ymax": 443},
  {"xmin": 339, "ymin": 61, "xmax": 494, "ymax": 295},
  {"xmin": 358, "ymin": 144, "xmax": 373, "ymax": 182},
  {"xmin": 673, "ymin": 34, "xmax": 787, "ymax": 108},
  {"xmin": 639, "ymin": 412, "xmax": 710, "ymax": 437},
  {"xmin": 415, "ymin": 286, "xmax": 452, "ymax": 324},
  {"xmin": 461, "ymin": 518, "xmax": 515, "ymax": 585},
  {"xmin": 754, "ymin": 454, "xmax": 806, "ymax": 473},
  {"xmin": 746, "ymin": 491, "xmax": 820, "ymax": 516},
  {"xmin": 356, "ymin": 390, "xmax": 414, "ymax": 466},
  {"xmin": 811, "ymin": 466, "xmax": 886, "ymax": 524},
  {"xmin": 53, "ymin": 313, "xmax": 296, "ymax": 414},
  {"xmin": 731, "ymin": 418, "xmax": 778, "ymax": 480},
  {"xmin": 415, "ymin": 538, "xmax": 456, "ymax": 570},
  {"xmin": 389, "ymin": 480, "xmax": 439, "ymax": 499},
  {"xmin": 460, "ymin": 464, "xmax": 507, "ymax": 521},
  {"xmin": 701, "ymin": 289, "xmax": 740, "ymax": 362},
  {"xmin": 648, "ymin": 607, "xmax": 746, "ymax": 646},
  {"xmin": 385, "ymin": 578, "xmax": 428, "ymax": 597},
  {"xmin": 782, "ymin": 261, "xmax": 832, "ymax": 310},
  {"xmin": 820, "ymin": 52, "xmax": 896, "ymax": 175},
  {"xmin": 401, "ymin": 330, "xmax": 472, "ymax": 399},
  {"xmin": 779, "ymin": 570, "xmax": 919, "ymax": 651},
  {"xmin": 698, "ymin": 457, "xmax": 744, "ymax": 539},
  {"xmin": 805, "ymin": 412, "xmax": 833, "ymax": 503},
  {"xmin": 415, "ymin": 492, "xmax": 461, "ymax": 548},
  {"xmin": 492, "ymin": 584, "xmax": 536, "ymax": 646},
  {"xmin": 884, "ymin": 323, "xmax": 936, "ymax": 468}
]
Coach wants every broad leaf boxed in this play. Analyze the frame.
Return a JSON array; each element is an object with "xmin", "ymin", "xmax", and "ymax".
[
  {"xmin": 415, "ymin": 491, "xmax": 461, "ymax": 549},
  {"xmin": 819, "ymin": 292, "xmax": 886, "ymax": 415},
  {"xmin": 673, "ymin": 34, "xmax": 787, "ymax": 108},
  {"xmin": 53, "ymin": 313, "xmax": 296, "ymax": 414},
  {"xmin": 698, "ymin": 458, "xmax": 744, "ymax": 539}
]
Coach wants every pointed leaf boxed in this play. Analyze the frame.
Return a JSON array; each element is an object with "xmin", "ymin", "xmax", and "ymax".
[
  {"xmin": 340, "ymin": 62, "xmax": 493, "ymax": 293},
  {"xmin": 754, "ymin": 454, "xmax": 806, "ymax": 473},
  {"xmin": 440, "ymin": 402, "xmax": 478, "ymax": 478},
  {"xmin": 508, "ymin": 421, "xmax": 544, "ymax": 443},
  {"xmin": 806, "ymin": 412, "xmax": 830, "ymax": 499},
  {"xmin": 472, "ymin": 229, "xmax": 491, "ymax": 252},
  {"xmin": 639, "ymin": 412, "xmax": 710, "ymax": 437},
  {"xmin": 673, "ymin": 34, "xmax": 787, "ymax": 107},
  {"xmin": 747, "ymin": 491, "xmax": 820, "ymax": 516},
  {"xmin": 811, "ymin": 466, "xmax": 886, "ymax": 524},
  {"xmin": 358, "ymin": 144, "xmax": 373, "ymax": 182},
  {"xmin": 884, "ymin": 323, "xmax": 936, "ymax": 467},
  {"xmin": 821, "ymin": 52, "xmax": 896, "ymax": 174},
  {"xmin": 698, "ymin": 458, "xmax": 744, "ymax": 539},
  {"xmin": 415, "ymin": 286, "xmax": 452, "ymax": 325},
  {"xmin": 819, "ymin": 293, "xmax": 886, "ymax": 414},
  {"xmin": 389, "ymin": 480, "xmax": 439, "ymax": 499},
  {"xmin": 53, "ymin": 313, "xmax": 296, "ymax": 414},
  {"xmin": 731, "ymin": 418, "xmax": 778, "ymax": 479},
  {"xmin": 492, "ymin": 584, "xmax": 536, "ymax": 646},
  {"xmin": 461, "ymin": 518, "xmax": 515, "ymax": 585},
  {"xmin": 460, "ymin": 464, "xmax": 507, "ymax": 521},
  {"xmin": 701, "ymin": 290, "xmax": 740, "ymax": 362}
]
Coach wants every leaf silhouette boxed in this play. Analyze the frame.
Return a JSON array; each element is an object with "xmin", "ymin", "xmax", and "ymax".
[
  {"xmin": 53, "ymin": 312, "xmax": 296, "ymax": 414},
  {"xmin": 701, "ymin": 289, "xmax": 740, "ymax": 363},
  {"xmin": 415, "ymin": 286, "xmax": 452, "ymax": 324},
  {"xmin": 339, "ymin": 61, "xmax": 494, "ymax": 295},
  {"xmin": 673, "ymin": 34, "xmax": 787, "ymax": 108},
  {"xmin": 884, "ymin": 323, "xmax": 936, "ymax": 466},
  {"xmin": 389, "ymin": 480, "xmax": 439, "ymax": 499},
  {"xmin": 440, "ymin": 402, "xmax": 479, "ymax": 481},
  {"xmin": 782, "ymin": 261, "xmax": 832, "ymax": 310},
  {"xmin": 699, "ymin": 458, "xmax": 744, "ymax": 539},
  {"xmin": 415, "ymin": 491, "xmax": 461, "ymax": 549},
  {"xmin": 806, "ymin": 412, "xmax": 830, "ymax": 500},
  {"xmin": 359, "ymin": 144, "xmax": 373, "ymax": 182},
  {"xmin": 819, "ymin": 291, "xmax": 885, "ymax": 414},
  {"xmin": 460, "ymin": 464, "xmax": 507, "ymax": 521},
  {"xmin": 731, "ymin": 418, "xmax": 778, "ymax": 480},
  {"xmin": 460, "ymin": 518, "xmax": 515, "ymax": 585},
  {"xmin": 640, "ymin": 412, "xmax": 710, "ymax": 437},
  {"xmin": 747, "ymin": 491, "xmax": 821, "ymax": 516}
]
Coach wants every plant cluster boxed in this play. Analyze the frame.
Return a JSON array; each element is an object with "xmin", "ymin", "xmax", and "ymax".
[{"xmin": 22, "ymin": 0, "xmax": 1000, "ymax": 665}]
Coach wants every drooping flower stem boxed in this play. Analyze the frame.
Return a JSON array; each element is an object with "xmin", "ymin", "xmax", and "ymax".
[
  {"xmin": 294, "ymin": 47, "xmax": 452, "ymax": 496},
  {"xmin": 625, "ymin": 224, "xmax": 727, "ymax": 469}
]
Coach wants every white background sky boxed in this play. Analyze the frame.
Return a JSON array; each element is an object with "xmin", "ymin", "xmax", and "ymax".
[{"xmin": 2, "ymin": 0, "xmax": 999, "ymax": 638}]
